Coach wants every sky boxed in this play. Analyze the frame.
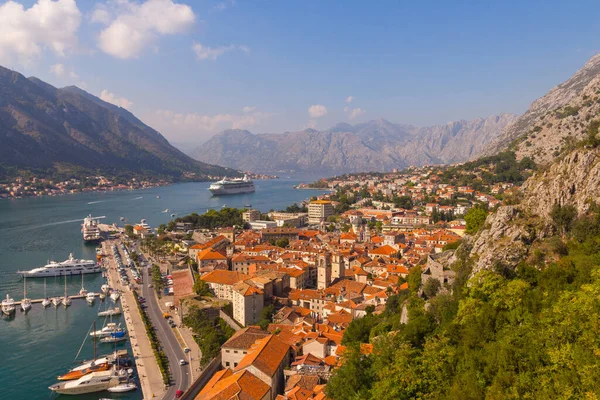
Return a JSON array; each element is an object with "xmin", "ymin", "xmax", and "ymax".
[{"xmin": 1, "ymin": 0, "xmax": 600, "ymax": 145}]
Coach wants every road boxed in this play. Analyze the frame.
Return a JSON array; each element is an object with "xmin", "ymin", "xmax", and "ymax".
[{"xmin": 140, "ymin": 254, "xmax": 191, "ymax": 400}]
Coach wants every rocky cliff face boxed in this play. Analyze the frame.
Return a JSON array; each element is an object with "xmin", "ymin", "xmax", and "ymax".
[
  {"xmin": 192, "ymin": 115, "xmax": 516, "ymax": 174},
  {"xmin": 481, "ymin": 53, "xmax": 600, "ymax": 164}
]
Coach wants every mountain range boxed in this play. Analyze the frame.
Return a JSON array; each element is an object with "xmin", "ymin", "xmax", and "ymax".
[
  {"xmin": 191, "ymin": 114, "xmax": 517, "ymax": 174},
  {"xmin": 0, "ymin": 66, "xmax": 238, "ymax": 180}
]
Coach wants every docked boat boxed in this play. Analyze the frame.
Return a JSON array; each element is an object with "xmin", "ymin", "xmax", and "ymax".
[
  {"xmin": 107, "ymin": 382, "xmax": 137, "ymax": 393},
  {"xmin": 52, "ymin": 297, "xmax": 61, "ymax": 308},
  {"xmin": 101, "ymin": 284, "xmax": 110, "ymax": 294},
  {"xmin": 99, "ymin": 292, "xmax": 106, "ymax": 301},
  {"xmin": 49, "ymin": 368, "xmax": 129, "ymax": 395},
  {"xmin": 90, "ymin": 322, "xmax": 123, "ymax": 338},
  {"xmin": 21, "ymin": 277, "xmax": 32, "ymax": 312},
  {"xmin": 58, "ymin": 362, "xmax": 111, "ymax": 381},
  {"xmin": 1, "ymin": 294, "xmax": 15, "ymax": 316},
  {"xmin": 208, "ymin": 175, "xmax": 255, "ymax": 195},
  {"xmin": 41, "ymin": 278, "xmax": 51, "ymax": 308},
  {"xmin": 82, "ymin": 215, "xmax": 103, "ymax": 243},
  {"xmin": 110, "ymin": 291, "xmax": 120, "ymax": 302},
  {"xmin": 99, "ymin": 331, "xmax": 127, "ymax": 344},
  {"xmin": 16, "ymin": 253, "xmax": 101, "ymax": 278},
  {"xmin": 98, "ymin": 307, "xmax": 121, "ymax": 317},
  {"xmin": 86, "ymin": 292, "xmax": 96, "ymax": 304},
  {"xmin": 79, "ymin": 274, "xmax": 88, "ymax": 296}
]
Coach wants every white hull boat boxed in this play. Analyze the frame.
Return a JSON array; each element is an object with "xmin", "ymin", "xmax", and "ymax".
[
  {"xmin": 110, "ymin": 291, "xmax": 120, "ymax": 302},
  {"xmin": 52, "ymin": 297, "xmax": 61, "ymax": 308},
  {"xmin": 42, "ymin": 298, "xmax": 51, "ymax": 308},
  {"xmin": 98, "ymin": 307, "xmax": 121, "ymax": 317},
  {"xmin": 86, "ymin": 293, "xmax": 96, "ymax": 304},
  {"xmin": 107, "ymin": 382, "xmax": 137, "ymax": 392},
  {"xmin": 1, "ymin": 294, "xmax": 15, "ymax": 316},
  {"xmin": 17, "ymin": 253, "xmax": 100, "ymax": 278}
]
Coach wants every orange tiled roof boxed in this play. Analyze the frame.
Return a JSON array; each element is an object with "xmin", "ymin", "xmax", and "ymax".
[
  {"xmin": 234, "ymin": 334, "xmax": 291, "ymax": 377},
  {"xmin": 201, "ymin": 270, "xmax": 250, "ymax": 285},
  {"xmin": 197, "ymin": 248, "xmax": 228, "ymax": 261},
  {"xmin": 196, "ymin": 369, "xmax": 270, "ymax": 400}
]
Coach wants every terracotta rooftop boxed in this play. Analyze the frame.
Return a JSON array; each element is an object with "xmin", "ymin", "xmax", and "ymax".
[
  {"xmin": 196, "ymin": 369, "xmax": 270, "ymax": 400},
  {"xmin": 201, "ymin": 270, "xmax": 250, "ymax": 286},
  {"xmin": 234, "ymin": 334, "xmax": 291, "ymax": 377},
  {"xmin": 222, "ymin": 326, "xmax": 270, "ymax": 350}
]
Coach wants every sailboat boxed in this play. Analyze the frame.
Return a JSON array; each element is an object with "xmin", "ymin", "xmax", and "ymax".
[
  {"xmin": 21, "ymin": 276, "xmax": 32, "ymax": 312},
  {"xmin": 79, "ymin": 274, "xmax": 87, "ymax": 296},
  {"xmin": 62, "ymin": 276, "xmax": 71, "ymax": 307},
  {"xmin": 58, "ymin": 321, "xmax": 111, "ymax": 381},
  {"xmin": 41, "ymin": 278, "xmax": 51, "ymax": 308},
  {"xmin": 52, "ymin": 296, "xmax": 61, "ymax": 308}
]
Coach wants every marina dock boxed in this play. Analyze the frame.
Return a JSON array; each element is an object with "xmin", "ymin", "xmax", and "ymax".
[{"xmin": 11, "ymin": 293, "xmax": 102, "ymax": 306}]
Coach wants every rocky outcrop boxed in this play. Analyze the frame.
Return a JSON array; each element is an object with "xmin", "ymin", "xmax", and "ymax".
[
  {"xmin": 468, "ymin": 206, "xmax": 535, "ymax": 274},
  {"xmin": 521, "ymin": 148, "xmax": 600, "ymax": 218},
  {"xmin": 192, "ymin": 115, "xmax": 516, "ymax": 174}
]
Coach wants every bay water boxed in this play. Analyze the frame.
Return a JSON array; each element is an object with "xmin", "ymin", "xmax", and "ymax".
[{"xmin": 0, "ymin": 179, "xmax": 325, "ymax": 399}]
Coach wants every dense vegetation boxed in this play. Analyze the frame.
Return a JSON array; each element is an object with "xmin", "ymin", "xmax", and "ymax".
[
  {"xmin": 133, "ymin": 290, "xmax": 170, "ymax": 384},
  {"xmin": 438, "ymin": 151, "xmax": 536, "ymax": 188},
  {"xmin": 183, "ymin": 307, "xmax": 236, "ymax": 367},
  {"xmin": 168, "ymin": 208, "xmax": 245, "ymax": 230},
  {"xmin": 327, "ymin": 207, "xmax": 600, "ymax": 399}
]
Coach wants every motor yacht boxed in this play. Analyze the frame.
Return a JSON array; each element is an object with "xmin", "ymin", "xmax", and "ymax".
[{"xmin": 1, "ymin": 294, "xmax": 15, "ymax": 316}]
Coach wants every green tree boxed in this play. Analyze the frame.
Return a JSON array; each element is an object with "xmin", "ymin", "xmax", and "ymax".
[
  {"xmin": 257, "ymin": 304, "xmax": 275, "ymax": 330},
  {"xmin": 465, "ymin": 207, "xmax": 488, "ymax": 234},
  {"xmin": 193, "ymin": 275, "xmax": 212, "ymax": 297},
  {"xmin": 550, "ymin": 203, "xmax": 577, "ymax": 236}
]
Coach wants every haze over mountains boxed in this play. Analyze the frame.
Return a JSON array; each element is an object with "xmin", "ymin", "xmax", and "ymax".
[
  {"xmin": 191, "ymin": 115, "xmax": 517, "ymax": 174},
  {"xmin": 0, "ymin": 66, "xmax": 237, "ymax": 180}
]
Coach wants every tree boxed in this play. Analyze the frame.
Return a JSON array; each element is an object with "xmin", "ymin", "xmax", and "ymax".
[
  {"xmin": 407, "ymin": 266, "xmax": 422, "ymax": 294},
  {"xmin": 423, "ymin": 278, "xmax": 441, "ymax": 298},
  {"xmin": 465, "ymin": 207, "xmax": 488, "ymax": 234},
  {"xmin": 258, "ymin": 304, "xmax": 275, "ymax": 330},
  {"xmin": 550, "ymin": 203, "xmax": 577, "ymax": 236},
  {"xmin": 193, "ymin": 275, "xmax": 211, "ymax": 297},
  {"xmin": 274, "ymin": 238, "xmax": 289, "ymax": 248},
  {"xmin": 124, "ymin": 224, "xmax": 134, "ymax": 237},
  {"xmin": 326, "ymin": 344, "xmax": 374, "ymax": 399}
]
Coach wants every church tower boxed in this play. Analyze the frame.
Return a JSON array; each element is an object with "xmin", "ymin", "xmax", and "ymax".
[
  {"xmin": 317, "ymin": 253, "xmax": 332, "ymax": 289},
  {"xmin": 331, "ymin": 252, "xmax": 345, "ymax": 280}
]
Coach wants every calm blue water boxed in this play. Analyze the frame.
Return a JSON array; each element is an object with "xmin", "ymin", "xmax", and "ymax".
[{"xmin": 0, "ymin": 179, "xmax": 326, "ymax": 399}]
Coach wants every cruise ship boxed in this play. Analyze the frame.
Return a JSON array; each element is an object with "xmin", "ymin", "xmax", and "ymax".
[
  {"xmin": 208, "ymin": 175, "xmax": 255, "ymax": 195},
  {"xmin": 82, "ymin": 215, "xmax": 102, "ymax": 243},
  {"xmin": 16, "ymin": 253, "xmax": 101, "ymax": 278}
]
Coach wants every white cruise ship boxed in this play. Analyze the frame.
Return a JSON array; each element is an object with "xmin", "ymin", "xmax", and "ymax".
[
  {"xmin": 208, "ymin": 175, "xmax": 255, "ymax": 196},
  {"xmin": 16, "ymin": 253, "xmax": 101, "ymax": 278},
  {"xmin": 82, "ymin": 215, "xmax": 102, "ymax": 243}
]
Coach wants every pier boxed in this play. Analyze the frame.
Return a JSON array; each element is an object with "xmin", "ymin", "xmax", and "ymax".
[{"xmin": 11, "ymin": 292, "xmax": 103, "ymax": 306}]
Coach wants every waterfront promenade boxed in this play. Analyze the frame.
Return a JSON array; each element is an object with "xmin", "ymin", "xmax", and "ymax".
[{"xmin": 102, "ymin": 240, "xmax": 166, "ymax": 399}]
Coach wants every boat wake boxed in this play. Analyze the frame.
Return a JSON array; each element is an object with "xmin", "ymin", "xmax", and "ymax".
[
  {"xmin": 86, "ymin": 201, "xmax": 105, "ymax": 205},
  {"xmin": 0, "ymin": 218, "xmax": 85, "ymax": 233},
  {"xmin": 131, "ymin": 196, "xmax": 143, "ymax": 200}
]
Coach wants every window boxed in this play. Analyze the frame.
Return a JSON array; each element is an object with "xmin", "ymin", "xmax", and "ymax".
[
  {"xmin": 226, "ymin": 362, "xmax": 230, "ymax": 367},
  {"xmin": 226, "ymin": 350, "xmax": 230, "ymax": 353},
  {"xmin": 234, "ymin": 350, "xmax": 238, "ymax": 354}
]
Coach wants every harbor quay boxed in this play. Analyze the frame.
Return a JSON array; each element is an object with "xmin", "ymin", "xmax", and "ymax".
[{"xmin": 102, "ymin": 239, "xmax": 167, "ymax": 399}]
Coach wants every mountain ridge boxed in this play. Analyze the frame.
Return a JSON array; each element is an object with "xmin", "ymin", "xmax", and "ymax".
[
  {"xmin": 191, "ymin": 114, "xmax": 517, "ymax": 174},
  {"xmin": 0, "ymin": 66, "xmax": 238, "ymax": 180}
]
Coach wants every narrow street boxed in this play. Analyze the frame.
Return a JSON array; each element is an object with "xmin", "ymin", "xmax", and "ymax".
[{"xmin": 139, "ymin": 254, "xmax": 191, "ymax": 399}]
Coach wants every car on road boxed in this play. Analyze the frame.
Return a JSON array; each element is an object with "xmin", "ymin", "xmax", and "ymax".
[
  {"xmin": 175, "ymin": 389, "xmax": 184, "ymax": 398},
  {"xmin": 183, "ymin": 347, "xmax": 190, "ymax": 353},
  {"xmin": 148, "ymin": 284, "xmax": 153, "ymax": 288},
  {"xmin": 179, "ymin": 359, "xmax": 188, "ymax": 366}
]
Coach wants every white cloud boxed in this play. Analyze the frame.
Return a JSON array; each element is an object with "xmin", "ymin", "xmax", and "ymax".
[
  {"xmin": 50, "ymin": 63, "xmax": 79, "ymax": 79},
  {"xmin": 192, "ymin": 42, "xmax": 249, "ymax": 61},
  {"xmin": 146, "ymin": 108, "xmax": 273, "ymax": 141},
  {"xmin": 95, "ymin": 0, "xmax": 195, "ymax": 59},
  {"xmin": 0, "ymin": 0, "xmax": 81, "ymax": 64},
  {"xmin": 242, "ymin": 106, "xmax": 256, "ymax": 113},
  {"xmin": 348, "ymin": 108, "xmax": 365, "ymax": 120},
  {"xmin": 100, "ymin": 89, "xmax": 133, "ymax": 109},
  {"xmin": 308, "ymin": 104, "xmax": 328, "ymax": 118},
  {"xmin": 50, "ymin": 63, "xmax": 65, "ymax": 77},
  {"xmin": 345, "ymin": 96, "xmax": 354, "ymax": 104}
]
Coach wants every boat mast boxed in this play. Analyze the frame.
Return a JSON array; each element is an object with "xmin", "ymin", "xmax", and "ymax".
[
  {"xmin": 23, "ymin": 276, "xmax": 26, "ymax": 299},
  {"xmin": 93, "ymin": 321, "xmax": 97, "ymax": 361}
]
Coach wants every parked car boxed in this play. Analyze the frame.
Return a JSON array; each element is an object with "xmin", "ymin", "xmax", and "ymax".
[{"xmin": 179, "ymin": 359, "xmax": 188, "ymax": 366}]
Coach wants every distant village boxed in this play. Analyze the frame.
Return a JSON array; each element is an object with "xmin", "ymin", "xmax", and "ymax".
[
  {"xmin": 128, "ymin": 165, "xmax": 519, "ymax": 400},
  {"xmin": 0, "ymin": 176, "xmax": 169, "ymax": 199}
]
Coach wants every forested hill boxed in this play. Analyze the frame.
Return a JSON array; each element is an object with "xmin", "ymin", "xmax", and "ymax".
[{"xmin": 0, "ymin": 66, "xmax": 238, "ymax": 181}]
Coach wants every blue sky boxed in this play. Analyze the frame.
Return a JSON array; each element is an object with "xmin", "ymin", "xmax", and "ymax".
[{"xmin": 2, "ymin": 0, "xmax": 599, "ymax": 143}]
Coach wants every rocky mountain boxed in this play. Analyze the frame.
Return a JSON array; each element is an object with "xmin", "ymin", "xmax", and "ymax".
[
  {"xmin": 481, "ymin": 53, "xmax": 600, "ymax": 164},
  {"xmin": 0, "ymin": 66, "xmax": 237, "ymax": 180},
  {"xmin": 191, "ymin": 115, "xmax": 517, "ymax": 174}
]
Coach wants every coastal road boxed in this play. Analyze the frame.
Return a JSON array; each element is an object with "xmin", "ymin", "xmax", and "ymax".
[{"xmin": 140, "ymin": 260, "xmax": 191, "ymax": 399}]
